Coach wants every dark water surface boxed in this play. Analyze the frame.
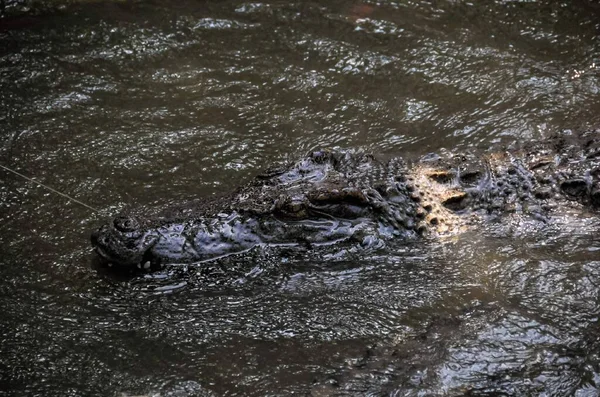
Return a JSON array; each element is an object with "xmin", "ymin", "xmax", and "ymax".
[{"xmin": 2, "ymin": 1, "xmax": 600, "ymax": 395}]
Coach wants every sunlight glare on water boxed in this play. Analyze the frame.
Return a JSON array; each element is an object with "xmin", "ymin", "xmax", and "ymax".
[{"xmin": 1, "ymin": 0, "xmax": 600, "ymax": 395}]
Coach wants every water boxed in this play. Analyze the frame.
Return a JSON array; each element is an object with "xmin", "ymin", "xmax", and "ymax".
[{"xmin": 1, "ymin": 1, "xmax": 600, "ymax": 395}]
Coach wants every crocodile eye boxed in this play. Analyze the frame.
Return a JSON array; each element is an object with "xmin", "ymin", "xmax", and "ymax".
[{"xmin": 114, "ymin": 216, "xmax": 139, "ymax": 232}]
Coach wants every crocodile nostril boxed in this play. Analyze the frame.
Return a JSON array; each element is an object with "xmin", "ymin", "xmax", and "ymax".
[{"xmin": 114, "ymin": 216, "xmax": 140, "ymax": 232}]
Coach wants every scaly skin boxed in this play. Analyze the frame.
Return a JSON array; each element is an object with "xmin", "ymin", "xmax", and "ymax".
[{"xmin": 91, "ymin": 130, "xmax": 600, "ymax": 270}]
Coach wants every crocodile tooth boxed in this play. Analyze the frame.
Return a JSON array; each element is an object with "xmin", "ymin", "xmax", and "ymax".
[{"xmin": 143, "ymin": 261, "xmax": 151, "ymax": 270}]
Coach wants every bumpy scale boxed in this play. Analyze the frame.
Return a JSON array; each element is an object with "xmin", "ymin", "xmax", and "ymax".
[{"xmin": 91, "ymin": 130, "xmax": 600, "ymax": 270}]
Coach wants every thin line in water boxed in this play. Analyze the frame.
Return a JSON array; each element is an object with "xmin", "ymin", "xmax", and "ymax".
[{"xmin": 0, "ymin": 164, "xmax": 99, "ymax": 213}]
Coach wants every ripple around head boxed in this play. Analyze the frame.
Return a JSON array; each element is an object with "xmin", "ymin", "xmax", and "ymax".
[{"xmin": 2, "ymin": 0, "xmax": 600, "ymax": 395}]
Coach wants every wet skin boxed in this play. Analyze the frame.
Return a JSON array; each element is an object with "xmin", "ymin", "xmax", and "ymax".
[{"xmin": 92, "ymin": 130, "xmax": 600, "ymax": 271}]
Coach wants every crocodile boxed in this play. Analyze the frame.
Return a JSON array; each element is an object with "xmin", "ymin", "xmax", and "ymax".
[{"xmin": 91, "ymin": 129, "xmax": 600, "ymax": 270}]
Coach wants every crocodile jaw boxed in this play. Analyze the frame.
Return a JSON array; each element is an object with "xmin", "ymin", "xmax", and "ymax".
[{"xmin": 91, "ymin": 225, "xmax": 159, "ymax": 269}]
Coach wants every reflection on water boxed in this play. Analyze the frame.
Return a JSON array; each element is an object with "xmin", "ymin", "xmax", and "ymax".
[{"xmin": 2, "ymin": 0, "xmax": 600, "ymax": 395}]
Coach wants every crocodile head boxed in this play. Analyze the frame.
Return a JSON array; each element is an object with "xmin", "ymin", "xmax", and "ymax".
[{"xmin": 91, "ymin": 215, "xmax": 159, "ymax": 269}]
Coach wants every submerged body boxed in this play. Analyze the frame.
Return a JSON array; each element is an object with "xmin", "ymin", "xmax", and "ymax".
[{"xmin": 91, "ymin": 129, "xmax": 600, "ymax": 270}]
